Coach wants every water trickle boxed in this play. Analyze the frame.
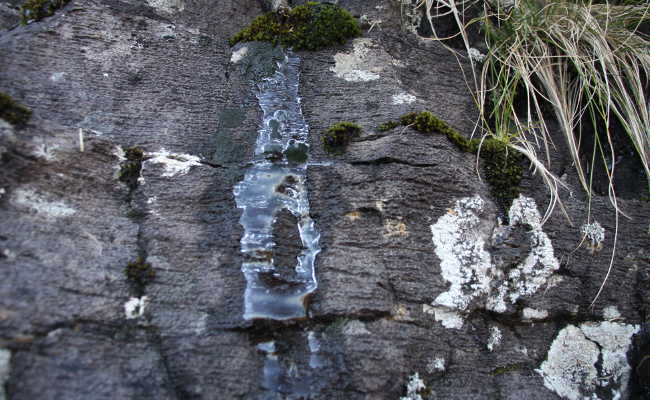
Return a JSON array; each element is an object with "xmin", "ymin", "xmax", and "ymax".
[{"xmin": 234, "ymin": 51, "xmax": 321, "ymax": 321}]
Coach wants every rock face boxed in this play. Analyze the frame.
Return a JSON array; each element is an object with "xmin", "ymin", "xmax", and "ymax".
[{"xmin": 0, "ymin": 0, "xmax": 649, "ymax": 399}]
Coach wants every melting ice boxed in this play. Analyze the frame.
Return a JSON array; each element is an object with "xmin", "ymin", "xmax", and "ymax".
[{"xmin": 234, "ymin": 51, "xmax": 321, "ymax": 320}]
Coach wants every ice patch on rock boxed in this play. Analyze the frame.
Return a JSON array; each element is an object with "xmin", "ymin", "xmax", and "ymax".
[
  {"xmin": 392, "ymin": 93, "xmax": 416, "ymax": 105},
  {"xmin": 230, "ymin": 46, "xmax": 248, "ymax": 64},
  {"xmin": 537, "ymin": 322, "xmax": 638, "ymax": 400},
  {"xmin": 11, "ymin": 188, "xmax": 75, "ymax": 218},
  {"xmin": 0, "ymin": 348, "xmax": 10, "ymax": 400},
  {"xmin": 145, "ymin": 149, "xmax": 201, "ymax": 177},
  {"xmin": 330, "ymin": 38, "xmax": 383, "ymax": 82},
  {"xmin": 487, "ymin": 326, "xmax": 502, "ymax": 351},
  {"xmin": 124, "ymin": 296, "xmax": 148, "ymax": 319}
]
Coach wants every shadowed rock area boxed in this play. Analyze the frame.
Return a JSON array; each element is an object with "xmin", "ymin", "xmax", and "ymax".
[{"xmin": 1, "ymin": 0, "xmax": 649, "ymax": 399}]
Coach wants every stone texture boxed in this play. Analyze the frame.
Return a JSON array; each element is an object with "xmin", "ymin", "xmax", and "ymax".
[{"xmin": 1, "ymin": 0, "xmax": 649, "ymax": 398}]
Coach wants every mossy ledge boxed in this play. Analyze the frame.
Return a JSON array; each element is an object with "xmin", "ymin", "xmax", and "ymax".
[
  {"xmin": 20, "ymin": 0, "xmax": 70, "ymax": 24},
  {"xmin": 0, "ymin": 92, "xmax": 32, "ymax": 126},
  {"xmin": 381, "ymin": 111, "xmax": 524, "ymax": 211},
  {"xmin": 229, "ymin": 2, "xmax": 361, "ymax": 51},
  {"xmin": 118, "ymin": 146, "xmax": 145, "ymax": 190},
  {"xmin": 322, "ymin": 121, "xmax": 362, "ymax": 154}
]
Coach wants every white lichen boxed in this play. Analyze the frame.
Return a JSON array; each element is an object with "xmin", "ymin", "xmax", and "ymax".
[
  {"xmin": 581, "ymin": 221, "xmax": 605, "ymax": 253},
  {"xmin": 522, "ymin": 307, "xmax": 549, "ymax": 321},
  {"xmin": 10, "ymin": 188, "xmax": 75, "ymax": 218},
  {"xmin": 468, "ymin": 47, "xmax": 486, "ymax": 63},
  {"xmin": 603, "ymin": 306, "xmax": 622, "ymax": 321},
  {"xmin": 400, "ymin": 372, "xmax": 426, "ymax": 400},
  {"xmin": 430, "ymin": 195, "xmax": 561, "ymax": 326},
  {"xmin": 230, "ymin": 46, "xmax": 248, "ymax": 64},
  {"xmin": 487, "ymin": 326, "xmax": 502, "ymax": 352},
  {"xmin": 486, "ymin": 195, "xmax": 560, "ymax": 313},
  {"xmin": 0, "ymin": 348, "xmax": 10, "ymax": 400},
  {"xmin": 145, "ymin": 149, "xmax": 202, "ymax": 177},
  {"xmin": 124, "ymin": 296, "xmax": 149, "ymax": 319},
  {"xmin": 50, "ymin": 72, "xmax": 66, "ymax": 82},
  {"xmin": 537, "ymin": 322, "xmax": 639, "ymax": 400},
  {"xmin": 430, "ymin": 196, "xmax": 495, "ymax": 311},
  {"xmin": 430, "ymin": 306, "xmax": 464, "ymax": 329},
  {"xmin": 342, "ymin": 320, "xmax": 372, "ymax": 336},
  {"xmin": 146, "ymin": 0, "xmax": 184, "ymax": 13},
  {"xmin": 392, "ymin": 93, "xmax": 417, "ymax": 105},
  {"xmin": 426, "ymin": 357, "xmax": 446, "ymax": 373},
  {"xmin": 330, "ymin": 38, "xmax": 382, "ymax": 82}
]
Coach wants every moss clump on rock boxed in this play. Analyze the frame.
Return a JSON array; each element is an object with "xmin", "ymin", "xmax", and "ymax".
[
  {"xmin": 322, "ymin": 121, "xmax": 361, "ymax": 154},
  {"xmin": 118, "ymin": 146, "xmax": 145, "ymax": 190},
  {"xmin": 380, "ymin": 111, "xmax": 524, "ymax": 210},
  {"xmin": 378, "ymin": 120, "xmax": 399, "ymax": 132},
  {"xmin": 124, "ymin": 256, "xmax": 155, "ymax": 288},
  {"xmin": 0, "ymin": 92, "xmax": 32, "ymax": 126},
  {"xmin": 229, "ymin": 2, "xmax": 361, "ymax": 51},
  {"xmin": 20, "ymin": 0, "xmax": 69, "ymax": 24}
]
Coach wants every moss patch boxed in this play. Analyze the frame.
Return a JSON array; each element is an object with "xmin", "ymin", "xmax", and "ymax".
[
  {"xmin": 118, "ymin": 146, "xmax": 144, "ymax": 190},
  {"xmin": 378, "ymin": 120, "xmax": 399, "ymax": 132},
  {"xmin": 20, "ymin": 0, "xmax": 69, "ymax": 24},
  {"xmin": 322, "ymin": 121, "xmax": 362, "ymax": 154},
  {"xmin": 284, "ymin": 142, "xmax": 309, "ymax": 164},
  {"xmin": 124, "ymin": 256, "xmax": 155, "ymax": 291},
  {"xmin": 380, "ymin": 111, "xmax": 524, "ymax": 211},
  {"xmin": 490, "ymin": 363, "xmax": 524, "ymax": 376},
  {"xmin": 229, "ymin": 2, "xmax": 361, "ymax": 51},
  {"xmin": 0, "ymin": 92, "xmax": 32, "ymax": 126}
]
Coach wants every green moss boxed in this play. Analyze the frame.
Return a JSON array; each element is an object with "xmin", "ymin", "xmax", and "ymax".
[
  {"xmin": 0, "ymin": 92, "xmax": 32, "ymax": 126},
  {"xmin": 284, "ymin": 142, "xmax": 309, "ymax": 163},
  {"xmin": 479, "ymin": 139, "xmax": 524, "ymax": 212},
  {"xmin": 378, "ymin": 120, "xmax": 399, "ymax": 132},
  {"xmin": 124, "ymin": 146, "xmax": 144, "ymax": 161},
  {"xmin": 381, "ymin": 111, "xmax": 524, "ymax": 210},
  {"xmin": 124, "ymin": 256, "xmax": 155, "ymax": 288},
  {"xmin": 322, "ymin": 121, "xmax": 362, "ymax": 154},
  {"xmin": 490, "ymin": 363, "xmax": 524, "ymax": 376},
  {"xmin": 229, "ymin": 2, "xmax": 361, "ymax": 51},
  {"xmin": 20, "ymin": 0, "xmax": 69, "ymax": 24},
  {"xmin": 119, "ymin": 146, "xmax": 144, "ymax": 190}
]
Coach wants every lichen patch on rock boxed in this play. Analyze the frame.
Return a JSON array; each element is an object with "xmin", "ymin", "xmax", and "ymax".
[
  {"xmin": 392, "ymin": 93, "xmax": 416, "ymax": 105},
  {"xmin": 146, "ymin": 0, "xmax": 184, "ymax": 14},
  {"xmin": 537, "ymin": 322, "xmax": 639, "ymax": 400},
  {"xmin": 430, "ymin": 195, "xmax": 494, "ymax": 311},
  {"xmin": 330, "ymin": 38, "xmax": 388, "ymax": 82},
  {"xmin": 10, "ymin": 188, "xmax": 76, "ymax": 218},
  {"xmin": 145, "ymin": 149, "xmax": 202, "ymax": 177},
  {"xmin": 487, "ymin": 326, "xmax": 502, "ymax": 351},
  {"xmin": 124, "ymin": 296, "xmax": 149, "ymax": 319},
  {"xmin": 430, "ymin": 195, "xmax": 560, "ymax": 323}
]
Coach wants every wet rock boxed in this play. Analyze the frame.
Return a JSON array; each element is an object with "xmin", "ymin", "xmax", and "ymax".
[{"xmin": 271, "ymin": 208, "xmax": 303, "ymax": 281}]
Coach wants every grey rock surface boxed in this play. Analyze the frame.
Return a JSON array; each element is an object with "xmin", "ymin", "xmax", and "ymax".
[{"xmin": 1, "ymin": 0, "xmax": 649, "ymax": 399}]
